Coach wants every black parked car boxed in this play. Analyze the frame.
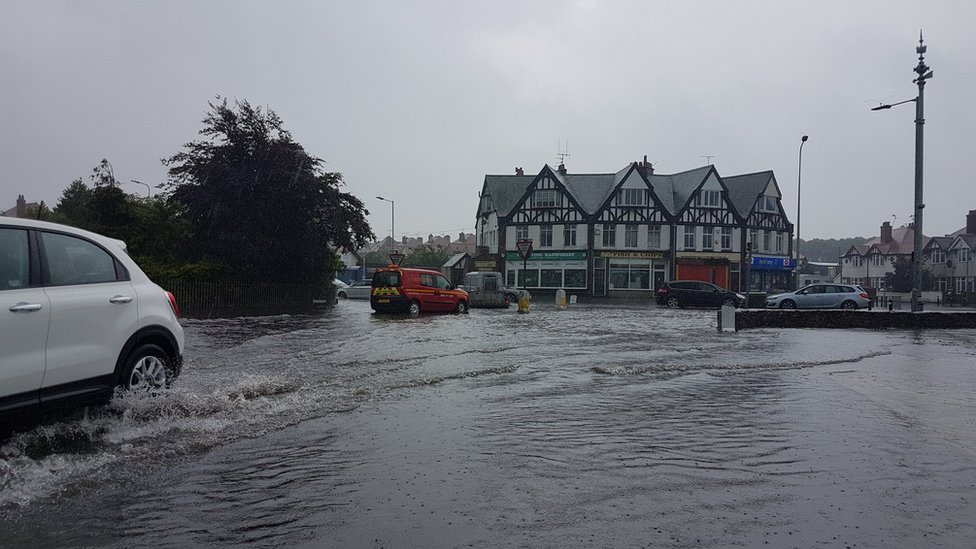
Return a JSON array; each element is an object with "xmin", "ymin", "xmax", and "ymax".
[{"xmin": 656, "ymin": 280, "xmax": 745, "ymax": 308}]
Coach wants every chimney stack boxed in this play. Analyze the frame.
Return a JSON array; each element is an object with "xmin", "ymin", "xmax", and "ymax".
[
  {"xmin": 881, "ymin": 221, "xmax": 893, "ymax": 243},
  {"xmin": 967, "ymin": 210, "xmax": 976, "ymax": 235},
  {"xmin": 16, "ymin": 195, "xmax": 26, "ymax": 218},
  {"xmin": 557, "ymin": 163, "xmax": 567, "ymax": 175},
  {"xmin": 515, "ymin": 166, "xmax": 524, "ymax": 176}
]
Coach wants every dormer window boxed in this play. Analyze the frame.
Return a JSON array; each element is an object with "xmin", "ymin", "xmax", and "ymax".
[
  {"xmin": 618, "ymin": 188, "xmax": 645, "ymax": 206},
  {"xmin": 695, "ymin": 190, "xmax": 721, "ymax": 208},
  {"xmin": 531, "ymin": 189, "xmax": 558, "ymax": 208},
  {"xmin": 931, "ymin": 249, "xmax": 946, "ymax": 264},
  {"xmin": 758, "ymin": 196, "xmax": 778, "ymax": 212}
]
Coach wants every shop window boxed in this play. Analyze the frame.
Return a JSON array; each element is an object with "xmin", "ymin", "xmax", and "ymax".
[
  {"xmin": 564, "ymin": 269, "xmax": 587, "ymax": 288},
  {"xmin": 541, "ymin": 269, "xmax": 562, "ymax": 287}
]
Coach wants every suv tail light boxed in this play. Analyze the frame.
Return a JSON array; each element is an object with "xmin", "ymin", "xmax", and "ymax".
[
  {"xmin": 657, "ymin": 288, "xmax": 668, "ymax": 295},
  {"xmin": 859, "ymin": 292, "xmax": 870, "ymax": 299},
  {"xmin": 166, "ymin": 291, "xmax": 181, "ymax": 319}
]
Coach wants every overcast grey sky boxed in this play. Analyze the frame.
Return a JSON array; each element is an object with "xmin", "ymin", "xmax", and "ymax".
[{"xmin": 3, "ymin": 1, "xmax": 975, "ymax": 241}]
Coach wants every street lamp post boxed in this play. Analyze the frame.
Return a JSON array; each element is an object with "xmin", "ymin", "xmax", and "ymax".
[
  {"xmin": 871, "ymin": 32, "xmax": 932, "ymax": 312},
  {"xmin": 376, "ymin": 196, "xmax": 395, "ymax": 252},
  {"xmin": 795, "ymin": 135, "xmax": 808, "ymax": 289},
  {"xmin": 129, "ymin": 179, "xmax": 152, "ymax": 198}
]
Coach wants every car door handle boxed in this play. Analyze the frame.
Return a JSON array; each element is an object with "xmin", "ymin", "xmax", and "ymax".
[
  {"xmin": 109, "ymin": 295, "xmax": 133, "ymax": 304},
  {"xmin": 9, "ymin": 302, "xmax": 43, "ymax": 312}
]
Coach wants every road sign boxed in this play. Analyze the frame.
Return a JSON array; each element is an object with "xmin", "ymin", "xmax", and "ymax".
[
  {"xmin": 389, "ymin": 250, "xmax": 405, "ymax": 266},
  {"xmin": 516, "ymin": 239, "xmax": 533, "ymax": 260}
]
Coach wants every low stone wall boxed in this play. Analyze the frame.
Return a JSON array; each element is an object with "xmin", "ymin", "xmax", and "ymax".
[{"xmin": 736, "ymin": 309, "xmax": 976, "ymax": 330}]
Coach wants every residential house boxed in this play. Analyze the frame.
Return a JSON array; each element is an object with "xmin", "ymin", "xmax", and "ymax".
[
  {"xmin": 475, "ymin": 160, "xmax": 794, "ymax": 297},
  {"xmin": 922, "ymin": 210, "xmax": 976, "ymax": 293},
  {"xmin": 840, "ymin": 221, "xmax": 923, "ymax": 289},
  {"xmin": 1, "ymin": 195, "xmax": 36, "ymax": 218}
]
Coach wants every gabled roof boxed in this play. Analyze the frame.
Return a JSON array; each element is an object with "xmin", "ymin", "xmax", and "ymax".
[
  {"xmin": 722, "ymin": 171, "xmax": 775, "ymax": 219},
  {"xmin": 865, "ymin": 225, "xmax": 928, "ymax": 255},
  {"xmin": 652, "ymin": 165, "xmax": 713, "ymax": 215},
  {"xmin": 923, "ymin": 236, "xmax": 953, "ymax": 251},
  {"xmin": 954, "ymin": 234, "xmax": 976, "ymax": 249},
  {"xmin": 481, "ymin": 175, "xmax": 535, "ymax": 217},
  {"xmin": 559, "ymin": 169, "xmax": 622, "ymax": 213}
]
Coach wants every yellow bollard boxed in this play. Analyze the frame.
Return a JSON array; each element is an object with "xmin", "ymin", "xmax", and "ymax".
[
  {"xmin": 555, "ymin": 289, "xmax": 567, "ymax": 310},
  {"xmin": 517, "ymin": 290, "xmax": 531, "ymax": 314}
]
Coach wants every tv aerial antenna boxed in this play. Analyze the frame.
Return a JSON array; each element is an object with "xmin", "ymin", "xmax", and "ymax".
[
  {"xmin": 701, "ymin": 154, "xmax": 715, "ymax": 165},
  {"xmin": 556, "ymin": 140, "xmax": 571, "ymax": 165}
]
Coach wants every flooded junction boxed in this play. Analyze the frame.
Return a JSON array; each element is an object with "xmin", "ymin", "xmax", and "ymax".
[{"xmin": 2, "ymin": 301, "xmax": 976, "ymax": 548}]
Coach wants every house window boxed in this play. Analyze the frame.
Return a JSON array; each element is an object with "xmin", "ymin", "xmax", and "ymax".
[
  {"xmin": 958, "ymin": 248, "xmax": 971, "ymax": 262},
  {"xmin": 775, "ymin": 232, "xmax": 784, "ymax": 253},
  {"xmin": 618, "ymin": 188, "xmax": 645, "ymax": 206},
  {"xmin": 531, "ymin": 189, "xmax": 557, "ymax": 208},
  {"xmin": 931, "ymin": 249, "xmax": 946, "ymax": 263},
  {"xmin": 853, "ymin": 256, "xmax": 863, "ymax": 267},
  {"xmin": 702, "ymin": 227, "xmax": 714, "ymax": 251},
  {"xmin": 683, "ymin": 227, "xmax": 696, "ymax": 250},
  {"xmin": 720, "ymin": 227, "xmax": 732, "ymax": 250},
  {"xmin": 758, "ymin": 196, "xmax": 778, "ymax": 212},
  {"xmin": 761, "ymin": 230, "xmax": 770, "ymax": 252},
  {"xmin": 563, "ymin": 224, "xmax": 577, "ymax": 247},
  {"xmin": 695, "ymin": 190, "xmax": 721, "ymax": 208},
  {"xmin": 749, "ymin": 230, "xmax": 758, "ymax": 251},
  {"xmin": 872, "ymin": 254, "xmax": 884, "ymax": 266},
  {"xmin": 648, "ymin": 225, "xmax": 662, "ymax": 249},
  {"xmin": 515, "ymin": 225, "xmax": 529, "ymax": 241},
  {"xmin": 603, "ymin": 224, "xmax": 616, "ymax": 247},
  {"xmin": 625, "ymin": 225, "xmax": 638, "ymax": 248},
  {"xmin": 540, "ymin": 225, "xmax": 553, "ymax": 247}
]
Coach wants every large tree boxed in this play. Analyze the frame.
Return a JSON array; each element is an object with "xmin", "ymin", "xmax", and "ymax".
[{"xmin": 163, "ymin": 98, "xmax": 373, "ymax": 284}]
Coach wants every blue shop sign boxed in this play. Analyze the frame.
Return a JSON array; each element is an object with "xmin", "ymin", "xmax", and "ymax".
[{"xmin": 751, "ymin": 256, "xmax": 795, "ymax": 271}]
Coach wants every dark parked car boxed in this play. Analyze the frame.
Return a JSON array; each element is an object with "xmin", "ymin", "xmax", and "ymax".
[{"xmin": 656, "ymin": 280, "xmax": 745, "ymax": 309}]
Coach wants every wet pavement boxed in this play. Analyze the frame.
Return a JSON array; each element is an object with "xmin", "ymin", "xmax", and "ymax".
[{"xmin": 2, "ymin": 300, "xmax": 975, "ymax": 548}]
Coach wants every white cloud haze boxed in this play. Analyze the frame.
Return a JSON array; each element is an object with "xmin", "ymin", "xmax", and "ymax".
[{"xmin": 2, "ymin": 1, "xmax": 975, "ymax": 240}]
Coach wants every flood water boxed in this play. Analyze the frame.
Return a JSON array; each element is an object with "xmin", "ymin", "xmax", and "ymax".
[{"xmin": 2, "ymin": 300, "xmax": 976, "ymax": 548}]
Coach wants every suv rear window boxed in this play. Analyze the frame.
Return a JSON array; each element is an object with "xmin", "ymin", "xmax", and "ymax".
[{"xmin": 373, "ymin": 271, "xmax": 401, "ymax": 287}]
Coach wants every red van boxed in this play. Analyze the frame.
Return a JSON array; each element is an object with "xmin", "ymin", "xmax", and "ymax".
[{"xmin": 370, "ymin": 267, "xmax": 469, "ymax": 314}]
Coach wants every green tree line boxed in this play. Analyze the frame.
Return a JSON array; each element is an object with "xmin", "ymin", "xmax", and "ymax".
[{"xmin": 34, "ymin": 98, "xmax": 374, "ymax": 288}]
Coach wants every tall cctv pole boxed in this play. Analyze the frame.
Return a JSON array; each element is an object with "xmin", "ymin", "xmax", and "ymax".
[
  {"xmin": 872, "ymin": 32, "xmax": 932, "ymax": 312},
  {"xmin": 911, "ymin": 34, "xmax": 932, "ymax": 312},
  {"xmin": 795, "ymin": 135, "xmax": 808, "ymax": 289}
]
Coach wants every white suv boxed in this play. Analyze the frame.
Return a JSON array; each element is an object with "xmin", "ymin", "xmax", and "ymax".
[{"xmin": 0, "ymin": 217, "xmax": 184, "ymax": 415}]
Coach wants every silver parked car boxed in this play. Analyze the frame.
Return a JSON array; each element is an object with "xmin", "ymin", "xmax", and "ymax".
[
  {"xmin": 337, "ymin": 279, "xmax": 372, "ymax": 299},
  {"xmin": 766, "ymin": 284, "xmax": 871, "ymax": 310}
]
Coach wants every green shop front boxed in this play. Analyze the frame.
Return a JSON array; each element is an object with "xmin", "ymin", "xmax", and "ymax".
[{"xmin": 504, "ymin": 250, "xmax": 588, "ymax": 291}]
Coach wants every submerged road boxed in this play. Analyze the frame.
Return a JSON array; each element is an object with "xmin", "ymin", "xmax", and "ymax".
[{"xmin": 2, "ymin": 301, "xmax": 975, "ymax": 548}]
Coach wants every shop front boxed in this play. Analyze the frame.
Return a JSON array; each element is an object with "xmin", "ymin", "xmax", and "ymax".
[
  {"xmin": 592, "ymin": 251, "xmax": 669, "ymax": 296},
  {"xmin": 674, "ymin": 253, "xmax": 739, "ymax": 290},
  {"xmin": 746, "ymin": 256, "xmax": 795, "ymax": 293},
  {"xmin": 504, "ymin": 250, "xmax": 589, "ymax": 291}
]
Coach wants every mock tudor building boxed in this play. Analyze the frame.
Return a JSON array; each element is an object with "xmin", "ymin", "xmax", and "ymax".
[{"xmin": 474, "ymin": 161, "xmax": 794, "ymax": 297}]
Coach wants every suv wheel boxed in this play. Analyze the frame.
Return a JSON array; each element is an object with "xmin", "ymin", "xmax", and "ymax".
[
  {"xmin": 721, "ymin": 297, "xmax": 736, "ymax": 308},
  {"xmin": 666, "ymin": 296, "xmax": 680, "ymax": 308},
  {"xmin": 408, "ymin": 300, "xmax": 421, "ymax": 315},
  {"xmin": 841, "ymin": 300, "xmax": 858, "ymax": 310},
  {"xmin": 779, "ymin": 300, "xmax": 796, "ymax": 309},
  {"xmin": 122, "ymin": 343, "xmax": 171, "ymax": 391},
  {"xmin": 455, "ymin": 300, "xmax": 468, "ymax": 314}
]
